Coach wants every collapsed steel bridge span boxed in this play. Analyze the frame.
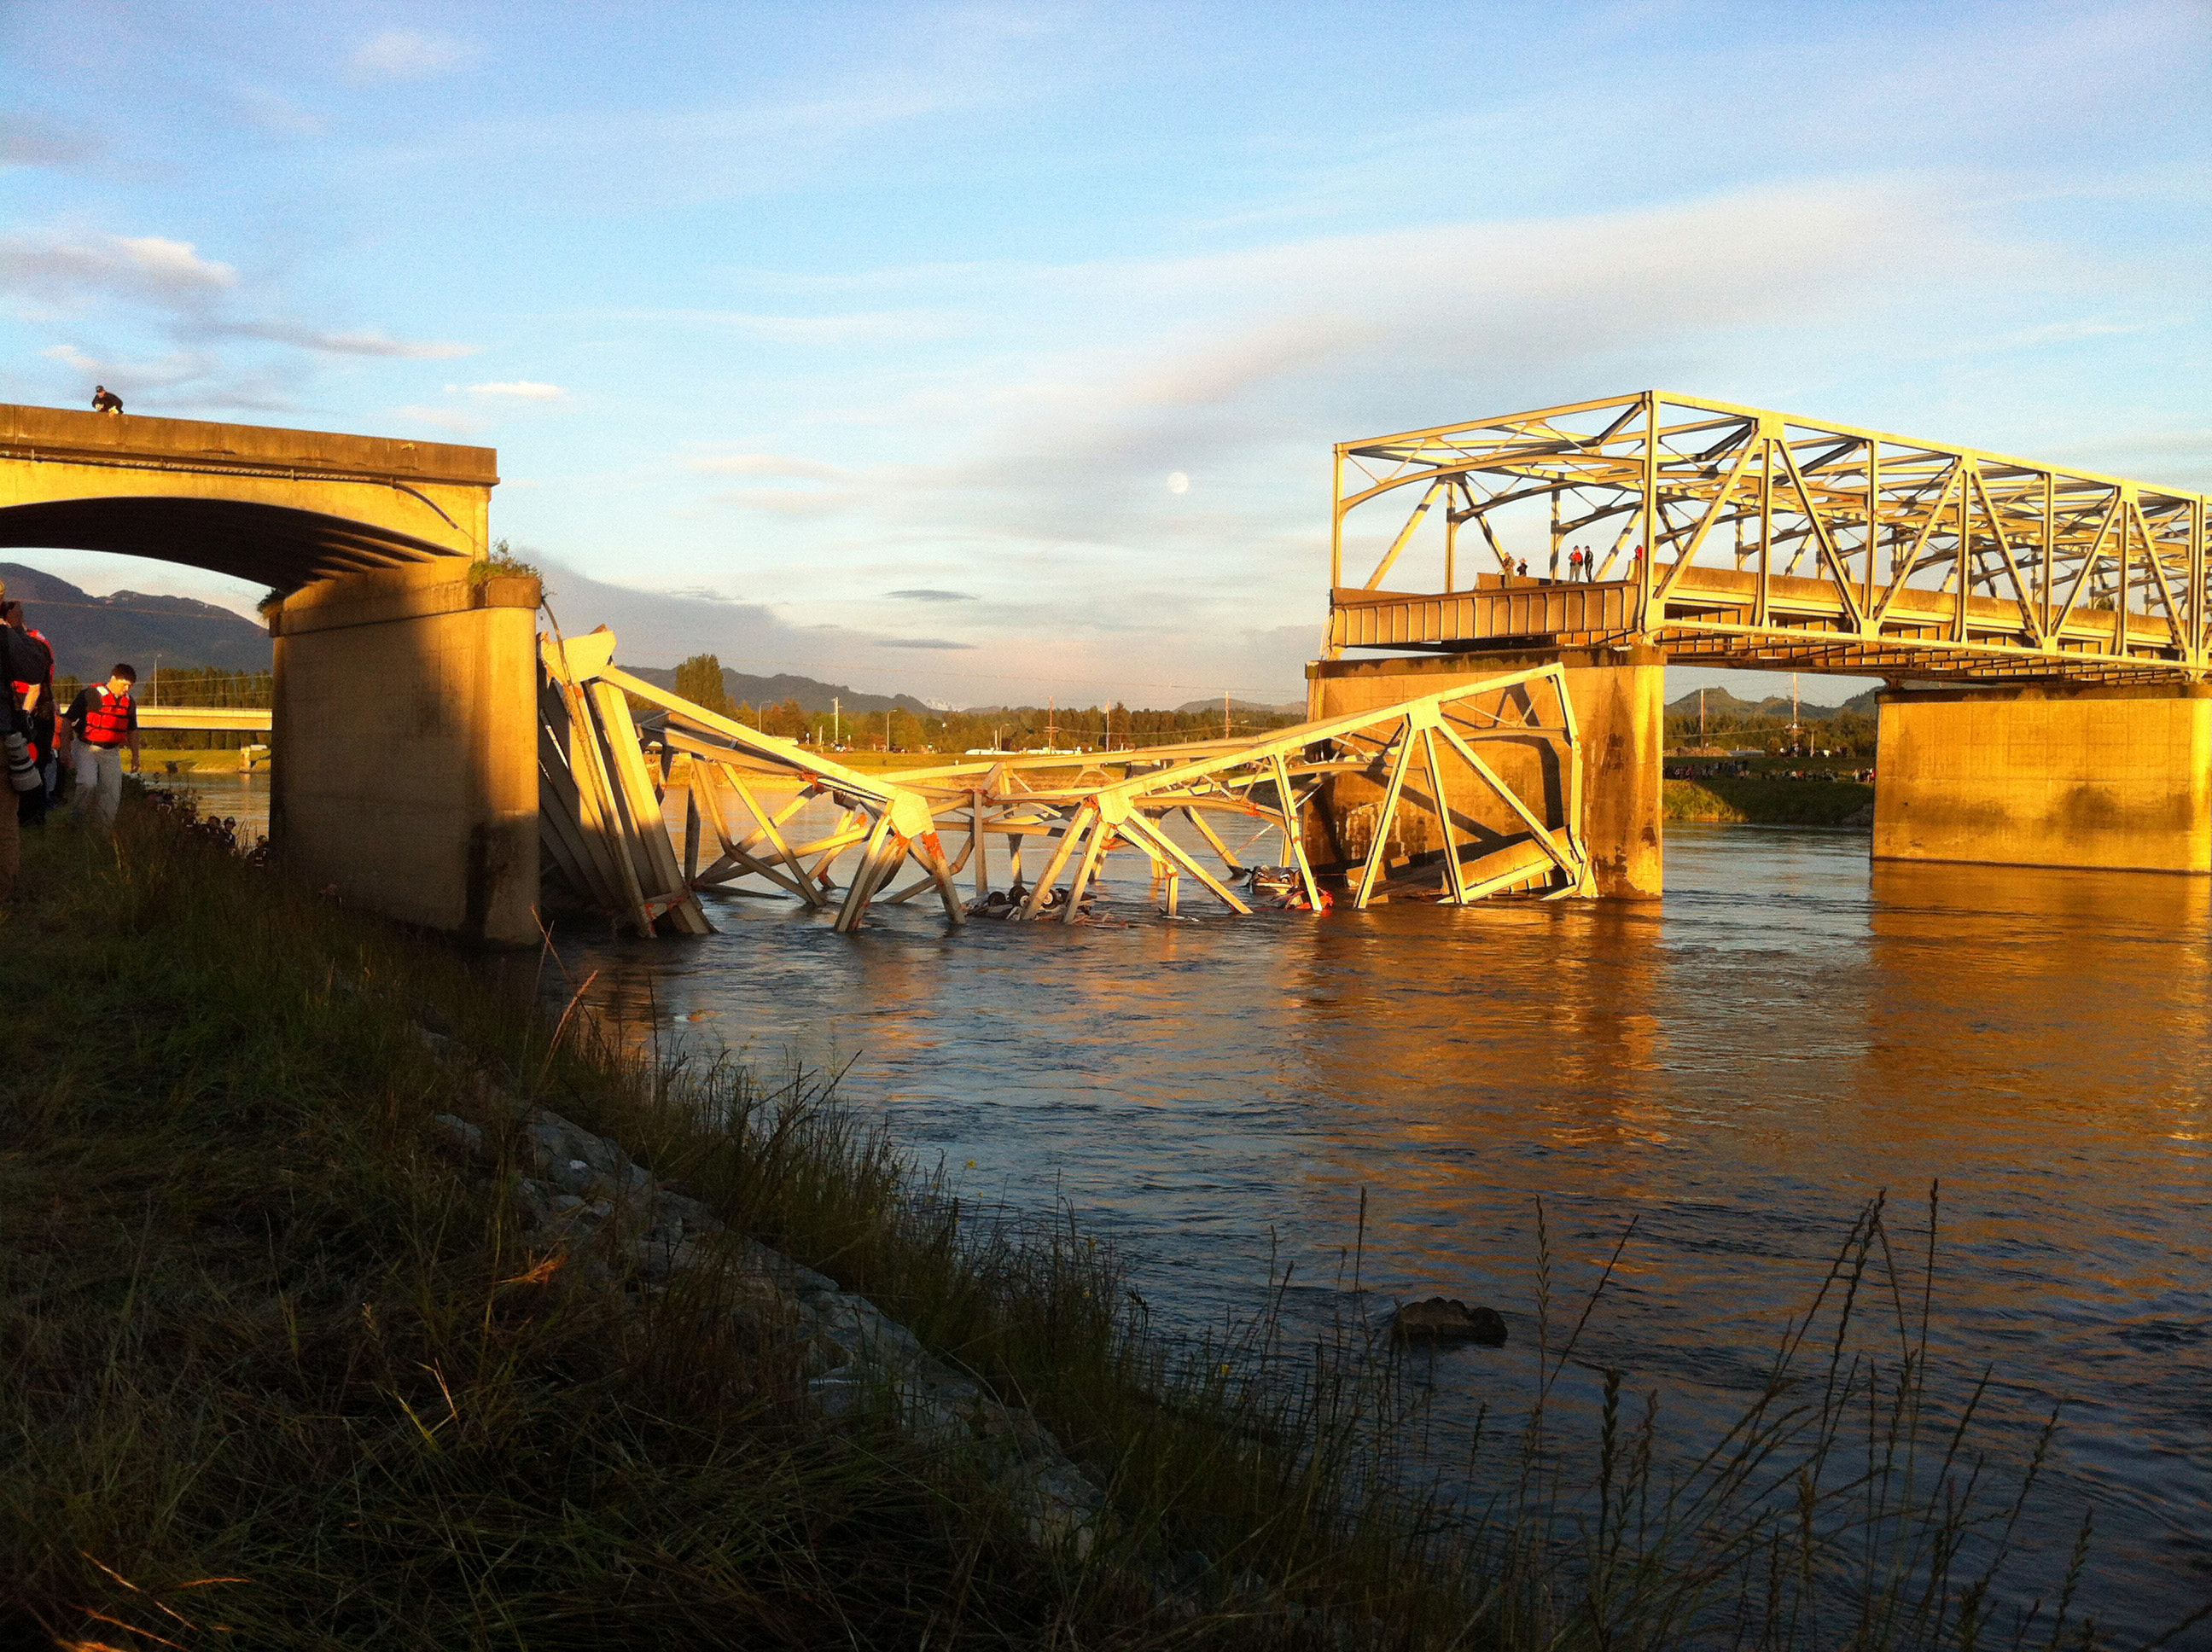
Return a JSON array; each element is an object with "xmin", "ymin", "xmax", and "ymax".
[{"xmin": 538, "ymin": 628, "xmax": 1589, "ymax": 934}]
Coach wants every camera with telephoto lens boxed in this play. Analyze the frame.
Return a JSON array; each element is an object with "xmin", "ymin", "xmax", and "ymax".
[{"xmin": 5, "ymin": 730, "xmax": 38, "ymax": 794}]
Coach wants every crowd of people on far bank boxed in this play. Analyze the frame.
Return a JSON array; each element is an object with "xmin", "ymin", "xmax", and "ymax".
[{"xmin": 0, "ymin": 574, "xmax": 143, "ymax": 901}]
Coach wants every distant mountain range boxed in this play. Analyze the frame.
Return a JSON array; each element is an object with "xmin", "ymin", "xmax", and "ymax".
[
  {"xmin": 621, "ymin": 663, "xmax": 936, "ymax": 718},
  {"xmin": 0, "ymin": 562, "xmax": 272, "ymax": 679},
  {"xmin": 1665, "ymin": 684, "xmax": 1883, "ymax": 719}
]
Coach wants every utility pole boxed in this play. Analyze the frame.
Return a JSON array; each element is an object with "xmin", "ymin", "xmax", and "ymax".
[
  {"xmin": 884, "ymin": 709, "xmax": 891, "ymax": 753},
  {"xmin": 832, "ymin": 696, "xmax": 840, "ymax": 749},
  {"xmin": 1047, "ymin": 695, "xmax": 1055, "ymax": 750},
  {"xmin": 1223, "ymin": 691, "xmax": 1231, "ymax": 739},
  {"xmin": 1698, "ymin": 686, "xmax": 1706, "ymax": 748},
  {"xmin": 1790, "ymin": 672, "xmax": 1801, "ymax": 755}
]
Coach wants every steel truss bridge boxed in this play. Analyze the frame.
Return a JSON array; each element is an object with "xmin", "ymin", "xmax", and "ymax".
[{"xmin": 1328, "ymin": 391, "xmax": 2211, "ymax": 683}]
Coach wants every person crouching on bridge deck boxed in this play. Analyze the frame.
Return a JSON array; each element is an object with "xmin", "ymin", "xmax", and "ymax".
[
  {"xmin": 62, "ymin": 664, "xmax": 140, "ymax": 833},
  {"xmin": 90, "ymin": 385, "xmax": 123, "ymax": 416},
  {"xmin": 4, "ymin": 602, "xmax": 57, "ymax": 829}
]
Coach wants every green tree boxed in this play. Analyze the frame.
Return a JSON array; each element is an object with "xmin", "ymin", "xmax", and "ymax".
[{"xmin": 673, "ymin": 654, "xmax": 734, "ymax": 717}]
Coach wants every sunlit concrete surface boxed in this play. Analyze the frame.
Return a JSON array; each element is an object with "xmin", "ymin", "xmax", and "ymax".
[
  {"xmin": 1876, "ymin": 683, "xmax": 2212, "ymax": 875},
  {"xmin": 270, "ymin": 561, "xmax": 541, "ymax": 945}
]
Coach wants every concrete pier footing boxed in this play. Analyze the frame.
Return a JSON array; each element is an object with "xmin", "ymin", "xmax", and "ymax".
[
  {"xmin": 1307, "ymin": 644, "xmax": 1665, "ymax": 899},
  {"xmin": 1875, "ymin": 681, "xmax": 2212, "ymax": 875},
  {"xmin": 270, "ymin": 561, "xmax": 543, "ymax": 945}
]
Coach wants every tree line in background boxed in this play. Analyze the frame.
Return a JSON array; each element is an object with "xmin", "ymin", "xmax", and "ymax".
[
  {"xmin": 105, "ymin": 654, "xmax": 1877, "ymax": 759},
  {"xmin": 670, "ymin": 654, "xmax": 1303, "ymax": 753},
  {"xmin": 1664, "ymin": 704, "xmax": 1877, "ymax": 756}
]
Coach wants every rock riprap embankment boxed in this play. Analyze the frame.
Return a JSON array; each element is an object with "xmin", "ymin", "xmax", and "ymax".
[{"xmin": 422, "ymin": 1051, "xmax": 1107, "ymax": 1554}]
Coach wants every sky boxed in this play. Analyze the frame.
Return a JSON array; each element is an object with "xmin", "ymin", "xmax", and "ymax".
[{"xmin": 3, "ymin": 0, "xmax": 2208, "ymax": 708}]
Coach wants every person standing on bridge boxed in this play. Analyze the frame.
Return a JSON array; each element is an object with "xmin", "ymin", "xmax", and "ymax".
[
  {"xmin": 62, "ymin": 664, "xmax": 139, "ymax": 833},
  {"xmin": 90, "ymin": 385, "xmax": 122, "ymax": 416}
]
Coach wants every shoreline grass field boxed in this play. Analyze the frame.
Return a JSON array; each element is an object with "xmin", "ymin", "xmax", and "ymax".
[
  {"xmin": 1, "ymin": 794, "xmax": 2148, "ymax": 1649},
  {"xmin": 1663, "ymin": 777, "xmax": 1874, "ymax": 825}
]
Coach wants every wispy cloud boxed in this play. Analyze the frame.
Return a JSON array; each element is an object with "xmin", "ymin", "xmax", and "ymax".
[
  {"xmin": 465, "ymin": 379, "xmax": 567, "ymax": 400},
  {"xmin": 0, "ymin": 113, "xmax": 100, "ymax": 170},
  {"xmin": 393, "ymin": 404, "xmax": 489, "ymax": 435},
  {"xmin": 711, "ymin": 488, "xmax": 854, "ymax": 517},
  {"xmin": 681, "ymin": 309, "xmax": 964, "ymax": 345},
  {"xmin": 888, "ymin": 588, "xmax": 976, "ymax": 602},
  {"xmin": 351, "ymin": 30, "xmax": 474, "ymax": 81},
  {"xmin": 652, "ymin": 174, "xmax": 2067, "ymax": 692},
  {"xmin": 2, "ymin": 231, "xmax": 236, "ymax": 305},
  {"xmin": 878, "ymin": 637, "xmax": 977, "ymax": 649},
  {"xmin": 210, "ymin": 319, "xmax": 480, "ymax": 358},
  {"xmin": 688, "ymin": 451, "xmax": 851, "ymax": 480},
  {"xmin": 37, "ymin": 340, "xmax": 300, "ymax": 412},
  {"xmin": 42, "ymin": 341, "xmax": 215, "ymax": 389},
  {"xmin": 232, "ymin": 87, "xmax": 325, "ymax": 138}
]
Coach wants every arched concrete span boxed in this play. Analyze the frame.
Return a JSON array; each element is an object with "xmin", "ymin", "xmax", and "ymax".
[
  {"xmin": 0, "ymin": 403, "xmax": 539, "ymax": 945},
  {"xmin": 0, "ymin": 401, "xmax": 491, "ymax": 579}
]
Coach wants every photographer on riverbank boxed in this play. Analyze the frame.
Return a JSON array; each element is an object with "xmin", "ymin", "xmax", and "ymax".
[
  {"xmin": 5, "ymin": 602, "xmax": 58, "ymax": 829},
  {"xmin": 0, "ymin": 585, "xmax": 55, "ymax": 899},
  {"xmin": 60, "ymin": 664, "xmax": 141, "ymax": 834}
]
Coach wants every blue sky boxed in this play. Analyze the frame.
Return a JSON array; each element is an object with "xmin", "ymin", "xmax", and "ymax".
[{"xmin": 4, "ymin": 0, "xmax": 2207, "ymax": 707}]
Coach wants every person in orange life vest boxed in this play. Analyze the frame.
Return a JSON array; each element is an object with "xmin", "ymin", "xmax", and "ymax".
[
  {"xmin": 63, "ymin": 663, "xmax": 140, "ymax": 833},
  {"xmin": 3, "ymin": 602, "xmax": 56, "ymax": 828}
]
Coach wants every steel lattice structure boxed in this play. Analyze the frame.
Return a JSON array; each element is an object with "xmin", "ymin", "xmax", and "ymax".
[
  {"xmin": 1328, "ymin": 391, "xmax": 2210, "ymax": 683},
  {"xmin": 538, "ymin": 626, "xmax": 1587, "ymax": 933}
]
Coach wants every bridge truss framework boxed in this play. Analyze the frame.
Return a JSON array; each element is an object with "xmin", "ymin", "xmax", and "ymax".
[
  {"xmin": 538, "ymin": 627, "xmax": 1588, "ymax": 934},
  {"xmin": 1329, "ymin": 390, "xmax": 2211, "ymax": 684}
]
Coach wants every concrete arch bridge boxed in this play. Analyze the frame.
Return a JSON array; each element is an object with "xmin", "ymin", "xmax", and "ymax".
[{"xmin": 0, "ymin": 403, "xmax": 539, "ymax": 942}]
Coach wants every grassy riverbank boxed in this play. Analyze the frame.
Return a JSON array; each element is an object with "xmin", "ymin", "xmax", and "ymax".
[
  {"xmin": 1663, "ymin": 776, "xmax": 1873, "ymax": 824},
  {"xmin": 0, "ymin": 799, "xmax": 1484, "ymax": 1647},
  {"xmin": 3, "ymin": 798, "xmax": 2125, "ymax": 1649}
]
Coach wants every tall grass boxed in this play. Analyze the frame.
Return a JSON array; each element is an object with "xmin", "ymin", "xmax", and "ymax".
[{"xmin": 3, "ymin": 794, "xmax": 2175, "ymax": 1649}]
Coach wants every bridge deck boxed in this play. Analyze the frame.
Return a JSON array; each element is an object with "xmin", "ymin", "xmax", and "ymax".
[
  {"xmin": 1331, "ymin": 566, "xmax": 2192, "ymax": 683},
  {"xmin": 137, "ymin": 707, "xmax": 273, "ymax": 732}
]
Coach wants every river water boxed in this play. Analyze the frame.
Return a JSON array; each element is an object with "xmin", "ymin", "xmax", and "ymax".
[{"xmin": 197, "ymin": 759, "xmax": 2207, "ymax": 1638}]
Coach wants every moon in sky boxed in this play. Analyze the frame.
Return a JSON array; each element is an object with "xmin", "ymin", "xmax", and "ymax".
[{"xmin": 1167, "ymin": 471, "xmax": 1190, "ymax": 494}]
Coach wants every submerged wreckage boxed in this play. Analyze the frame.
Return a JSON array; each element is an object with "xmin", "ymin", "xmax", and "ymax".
[{"xmin": 538, "ymin": 627, "xmax": 1591, "ymax": 937}]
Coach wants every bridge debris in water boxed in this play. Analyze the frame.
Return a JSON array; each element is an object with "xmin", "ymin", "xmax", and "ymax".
[{"xmin": 538, "ymin": 627, "xmax": 1587, "ymax": 936}]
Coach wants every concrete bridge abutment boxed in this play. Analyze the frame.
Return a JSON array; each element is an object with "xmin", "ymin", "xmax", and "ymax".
[
  {"xmin": 1306, "ymin": 644, "xmax": 1665, "ymax": 899},
  {"xmin": 269, "ymin": 561, "xmax": 543, "ymax": 945},
  {"xmin": 1874, "ymin": 681, "xmax": 2212, "ymax": 875}
]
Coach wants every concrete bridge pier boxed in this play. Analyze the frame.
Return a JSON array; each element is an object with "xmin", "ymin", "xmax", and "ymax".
[
  {"xmin": 1875, "ymin": 682, "xmax": 2212, "ymax": 875},
  {"xmin": 269, "ymin": 560, "xmax": 544, "ymax": 945},
  {"xmin": 1305, "ymin": 643, "xmax": 1665, "ymax": 899}
]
